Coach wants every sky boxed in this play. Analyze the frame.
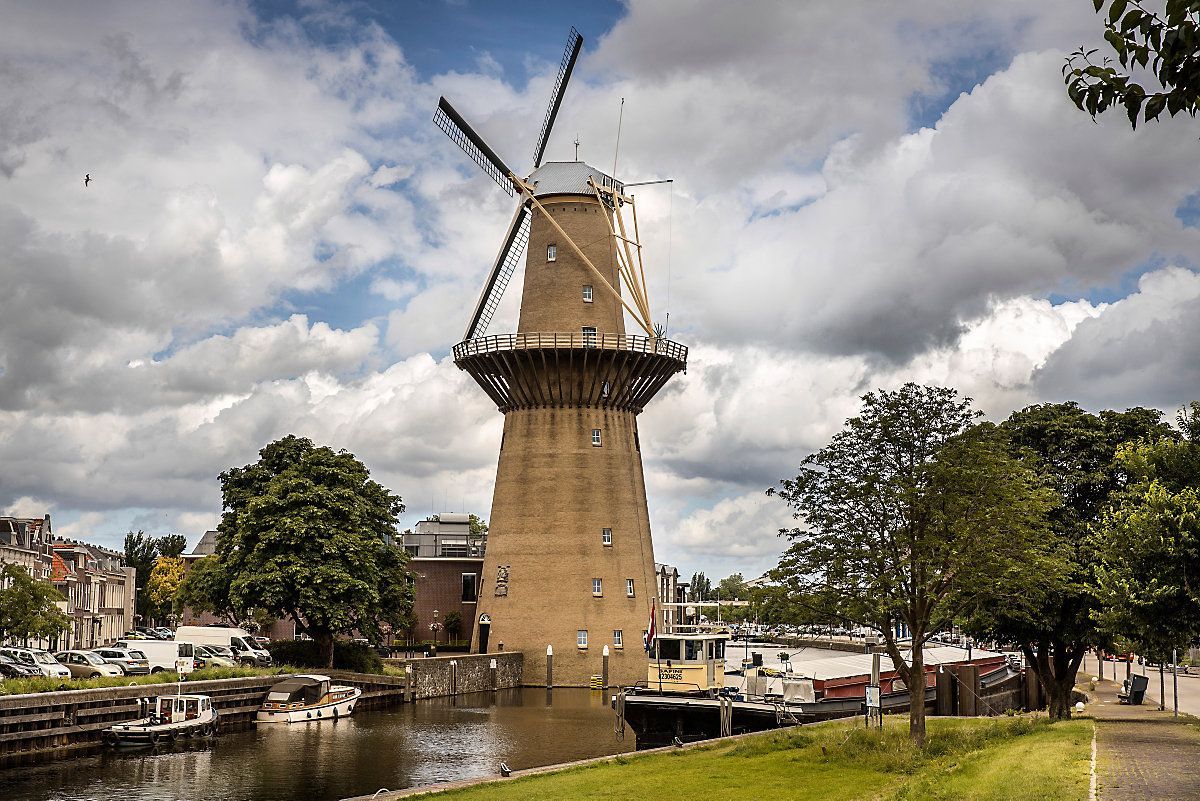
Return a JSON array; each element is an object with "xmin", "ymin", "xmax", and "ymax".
[{"xmin": 1, "ymin": 1, "xmax": 1198, "ymax": 581}]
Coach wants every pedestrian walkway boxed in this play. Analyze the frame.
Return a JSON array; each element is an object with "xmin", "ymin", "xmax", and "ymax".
[{"xmin": 1084, "ymin": 678, "xmax": 1200, "ymax": 800}]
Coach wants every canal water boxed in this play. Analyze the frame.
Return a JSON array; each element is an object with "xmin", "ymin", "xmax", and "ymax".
[{"xmin": 3, "ymin": 688, "xmax": 633, "ymax": 801}]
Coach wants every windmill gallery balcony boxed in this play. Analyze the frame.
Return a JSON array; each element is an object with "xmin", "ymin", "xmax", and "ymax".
[{"xmin": 452, "ymin": 332, "xmax": 687, "ymax": 413}]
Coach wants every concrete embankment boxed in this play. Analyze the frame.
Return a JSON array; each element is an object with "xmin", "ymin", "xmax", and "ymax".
[{"xmin": 0, "ymin": 652, "xmax": 522, "ymax": 767}]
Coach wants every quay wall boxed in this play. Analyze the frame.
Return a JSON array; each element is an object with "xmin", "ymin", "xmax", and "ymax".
[
  {"xmin": 0, "ymin": 671, "xmax": 407, "ymax": 768},
  {"xmin": 383, "ymin": 651, "xmax": 523, "ymax": 698}
]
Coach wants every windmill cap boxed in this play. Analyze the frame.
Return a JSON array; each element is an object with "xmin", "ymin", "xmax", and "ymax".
[{"xmin": 528, "ymin": 161, "xmax": 623, "ymax": 198}]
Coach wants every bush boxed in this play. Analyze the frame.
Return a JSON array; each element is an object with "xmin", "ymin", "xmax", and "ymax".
[{"xmin": 265, "ymin": 639, "xmax": 384, "ymax": 673}]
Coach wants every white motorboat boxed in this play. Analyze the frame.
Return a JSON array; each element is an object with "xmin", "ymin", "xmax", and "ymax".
[
  {"xmin": 256, "ymin": 674, "xmax": 361, "ymax": 723},
  {"xmin": 103, "ymin": 694, "xmax": 218, "ymax": 746}
]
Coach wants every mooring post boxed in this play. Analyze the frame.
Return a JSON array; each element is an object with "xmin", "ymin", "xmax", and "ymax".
[
  {"xmin": 405, "ymin": 663, "xmax": 414, "ymax": 702},
  {"xmin": 490, "ymin": 657, "xmax": 498, "ymax": 691},
  {"xmin": 449, "ymin": 660, "xmax": 457, "ymax": 696},
  {"xmin": 1173, "ymin": 648, "xmax": 1179, "ymax": 718},
  {"xmin": 546, "ymin": 644, "xmax": 554, "ymax": 688},
  {"xmin": 602, "ymin": 645, "xmax": 610, "ymax": 689}
]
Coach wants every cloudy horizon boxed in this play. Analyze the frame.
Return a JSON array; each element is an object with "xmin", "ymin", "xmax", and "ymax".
[{"xmin": 2, "ymin": 0, "xmax": 1197, "ymax": 581}]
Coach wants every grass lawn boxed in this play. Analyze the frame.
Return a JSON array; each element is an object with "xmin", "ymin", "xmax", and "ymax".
[
  {"xmin": 0, "ymin": 664, "xmax": 294, "ymax": 695},
  {"xmin": 428, "ymin": 716, "xmax": 1092, "ymax": 801}
]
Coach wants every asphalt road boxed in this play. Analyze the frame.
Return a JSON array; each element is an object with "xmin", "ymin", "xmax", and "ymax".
[{"xmin": 1081, "ymin": 652, "xmax": 1200, "ymax": 716}]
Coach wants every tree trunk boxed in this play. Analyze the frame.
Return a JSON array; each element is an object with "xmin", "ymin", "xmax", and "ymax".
[
  {"xmin": 316, "ymin": 632, "xmax": 335, "ymax": 669},
  {"xmin": 1024, "ymin": 640, "xmax": 1085, "ymax": 721},
  {"xmin": 1045, "ymin": 674, "xmax": 1075, "ymax": 720},
  {"xmin": 908, "ymin": 642, "xmax": 925, "ymax": 747}
]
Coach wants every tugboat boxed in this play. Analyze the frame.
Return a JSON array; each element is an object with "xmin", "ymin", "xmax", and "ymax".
[
  {"xmin": 103, "ymin": 694, "xmax": 218, "ymax": 746},
  {"xmin": 256, "ymin": 674, "xmax": 361, "ymax": 723}
]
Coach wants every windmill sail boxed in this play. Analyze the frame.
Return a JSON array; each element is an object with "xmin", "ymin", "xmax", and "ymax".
[
  {"xmin": 434, "ymin": 97, "xmax": 516, "ymax": 196},
  {"xmin": 532, "ymin": 28, "xmax": 583, "ymax": 169},
  {"xmin": 464, "ymin": 203, "xmax": 532, "ymax": 340}
]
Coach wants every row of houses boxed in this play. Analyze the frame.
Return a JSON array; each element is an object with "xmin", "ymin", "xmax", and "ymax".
[{"xmin": 0, "ymin": 515, "xmax": 136, "ymax": 650}]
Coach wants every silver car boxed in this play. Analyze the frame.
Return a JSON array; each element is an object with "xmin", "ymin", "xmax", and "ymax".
[
  {"xmin": 91, "ymin": 647, "xmax": 151, "ymax": 675},
  {"xmin": 54, "ymin": 650, "xmax": 123, "ymax": 679},
  {"xmin": 0, "ymin": 647, "xmax": 71, "ymax": 678}
]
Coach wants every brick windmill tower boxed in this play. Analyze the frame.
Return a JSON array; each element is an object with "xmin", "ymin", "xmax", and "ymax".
[{"xmin": 433, "ymin": 29, "xmax": 686, "ymax": 686}]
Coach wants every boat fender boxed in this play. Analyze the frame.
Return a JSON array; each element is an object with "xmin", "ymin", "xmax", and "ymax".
[
  {"xmin": 333, "ymin": 706, "xmax": 339, "ymax": 719},
  {"xmin": 317, "ymin": 710, "xmax": 322, "ymax": 718},
  {"xmin": 307, "ymin": 712, "xmax": 312, "ymax": 719},
  {"xmin": 150, "ymin": 732, "xmax": 160, "ymax": 744}
]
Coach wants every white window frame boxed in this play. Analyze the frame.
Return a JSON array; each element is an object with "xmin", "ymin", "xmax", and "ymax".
[
  {"xmin": 602, "ymin": 527, "xmax": 612, "ymax": 546},
  {"xmin": 583, "ymin": 284, "xmax": 593, "ymax": 302},
  {"xmin": 582, "ymin": 325, "xmax": 597, "ymax": 347},
  {"xmin": 577, "ymin": 629, "xmax": 588, "ymax": 649},
  {"xmin": 626, "ymin": 579, "xmax": 635, "ymax": 597},
  {"xmin": 547, "ymin": 243, "xmax": 557, "ymax": 262},
  {"xmin": 592, "ymin": 428, "xmax": 602, "ymax": 447},
  {"xmin": 613, "ymin": 630, "xmax": 623, "ymax": 649},
  {"xmin": 592, "ymin": 578, "xmax": 603, "ymax": 596}
]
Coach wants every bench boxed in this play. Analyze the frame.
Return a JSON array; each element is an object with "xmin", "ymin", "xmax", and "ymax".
[{"xmin": 1117, "ymin": 674, "xmax": 1149, "ymax": 705}]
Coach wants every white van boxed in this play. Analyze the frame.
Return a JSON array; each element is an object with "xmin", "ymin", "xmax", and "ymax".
[
  {"xmin": 117, "ymin": 639, "xmax": 197, "ymax": 673},
  {"xmin": 174, "ymin": 626, "xmax": 272, "ymax": 667},
  {"xmin": 0, "ymin": 646, "xmax": 71, "ymax": 678}
]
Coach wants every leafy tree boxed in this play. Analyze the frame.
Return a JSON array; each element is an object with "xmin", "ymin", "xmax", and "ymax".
[
  {"xmin": 1064, "ymin": 0, "xmax": 1200, "ymax": 128},
  {"xmin": 966, "ymin": 402, "xmax": 1174, "ymax": 720},
  {"xmin": 145, "ymin": 556, "xmax": 186, "ymax": 624},
  {"xmin": 123, "ymin": 530, "xmax": 158, "ymax": 621},
  {"xmin": 770, "ymin": 384, "xmax": 1058, "ymax": 746},
  {"xmin": 157, "ymin": 534, "xmax": 188, "ymax": 558},
  {"xmin": 444, "ymin": 610, "xmax": 463, "ymax": 641},
  {"xmin": 0, "ymin": 563, "xmax": 69, "ymax": 645},
  {"xmin": 208, "ymin": 435, "xmax": 414, "ymax": 667},
  {"xmin": 689, "ymin": 572, "xmax": 712, "ymax": 602},
  {"xmin": 469, "ymin": 515, "xmax": 488, "ymax": 538},
  {"xmin": 717, "ymin": 573, "xmax": 748, "ymax": 601},
  {"xmin": 175, "ymin": 554, "xmax": 238, "ymax": 623},
  {"xmin": 1096, "ymin": 402, "xmax": 1200, "ymax": 657}
]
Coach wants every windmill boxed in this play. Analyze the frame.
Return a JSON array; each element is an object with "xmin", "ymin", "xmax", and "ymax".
[
  {"xmin": 433, "ymin": 27, "xmax": 687, "ymax": 688},
  {"xmin": 434, "ymin": 28, "xmax": 655, "ymax": 341}
]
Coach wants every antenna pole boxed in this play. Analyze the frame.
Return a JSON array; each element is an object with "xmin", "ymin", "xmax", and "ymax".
[
  {"xmin": 612, "ymin": 98, "xmax": 625, "ymax": 179},
  {"xmin": 574, "ymin": 135, "xmax": 580, "ymax": 162}
]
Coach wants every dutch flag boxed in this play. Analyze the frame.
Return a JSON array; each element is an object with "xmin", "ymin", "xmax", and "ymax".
[{"xmin": 643, "ymin": 600, "xmax": 657, "ymax": 654}]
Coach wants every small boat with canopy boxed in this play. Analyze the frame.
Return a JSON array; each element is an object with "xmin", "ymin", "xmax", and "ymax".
[
  {"xmin": 103, "ymin": 694, "xmax": 218, "ymax": 746},
  {"xmin": 256, "ymin": 674, "xmax": 361, "ymax": 723}
]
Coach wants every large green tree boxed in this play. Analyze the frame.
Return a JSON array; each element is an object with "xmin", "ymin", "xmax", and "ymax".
[
  {"xmin": 0, "ymin": 564, "xmax": 70, "ymax": 645},
  {"xmin": 1096, "ymin": 402, "xmax": 1200, "ymax": 656},
  {"xmin": 123, "ymin": 530, "xmax": 158, "ymax": 621},
  {"xmin": 770, "ymin": 384, "xmax": 1058, "ymax": 746},
  {"xmin": 689, "ymin": 572, "xmax": 712, "ymax": 602},
  {"xmin": 157, "ymin": 534, "xmax": 188, "ymax": 558},
  {"xmin": 1065, "ymin": 0, "xmax": 1200, "ymax": 127},
  {"xmin": 966, "ymin": 402, "xmax": 1173, "ymax": 720},
  {"xmin": 205, "ymin": 435, "xmax": 413, "ymax": 667}
]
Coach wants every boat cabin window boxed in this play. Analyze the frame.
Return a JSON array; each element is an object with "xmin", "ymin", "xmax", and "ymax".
[
  {"xmin": 685, "ymin": 640, "xmax": 702, "ymax": 661},
  {"xmin": 656, "ymin": 639, "xmax": 681, "ymax": 661},
  {"xmin": 186, "ymin": 699, "xmax": 199, "ymax": 719}
]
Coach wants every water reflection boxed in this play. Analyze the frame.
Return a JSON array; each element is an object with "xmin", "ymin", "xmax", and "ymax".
[{"xmin": 3, "ymin": 688, "xmax": 632, "ymax": 801}]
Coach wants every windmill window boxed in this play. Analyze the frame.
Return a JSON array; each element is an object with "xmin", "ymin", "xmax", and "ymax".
[
  {"xmin": 547, "ymin": 243, "xmax": 557, "ymax": 262},
  {"xmin": 577, "ymin": 629, "xmax": 588, "ymax": 649},
  {"xmin": 634, "ymin": 431, "xmax": 640, "ymax": 452},
  {"xmin": 613, "ymin": 630, "xmax": 623, "ymax": 648},
  {"xmin": 626, "ymin": 579, "xmax": 636, "ymax": 597},
  {"xmin": 592, "ymin": 428, "xmax": 602, "ymax": 447},
  {"xmin": 602, "ymin": 527, "xmax": 612, "ymax": 546},
  {"xmin": 592, "ymin": 578, "xmax": 603, "ymax": 596},
  {"xmin": 583, "ymin": 285, "xmax": 593, "ymax": 302},
  {"xmin": 582, "ymin": 326, "xmax": 597, "ymax": 347}
]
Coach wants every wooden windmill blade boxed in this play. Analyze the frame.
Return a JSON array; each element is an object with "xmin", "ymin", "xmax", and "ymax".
[
  {"xmin": 532, "ymin": 27, "xmax": 583, "ymax": 169},
  {"xmin": 464, "ymin": 202, "xmax": 532, "ymax": 341},
  {"xmin": 434, "ymin": 96, "xmax": 516, "ymax": 197}
]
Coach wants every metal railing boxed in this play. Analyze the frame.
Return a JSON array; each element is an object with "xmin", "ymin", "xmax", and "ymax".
[{"xmin": 453, "ymin": 332, "xmax": 687, "ymax": 363}]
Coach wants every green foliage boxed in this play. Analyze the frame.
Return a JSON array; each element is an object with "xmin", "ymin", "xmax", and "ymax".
[
  {"xmin": 770, "ymin": 384, "xmax": 1058, "ymax": 745},
  {"xmin": 0, "ymin": 563, "xmax": 69, "ymax": 644},
  {"xmin": 689, "ymin": 572, "xmax": 712, "ymax": 601},
  {"xmin": 0, "ymin": 664, "xmax": 291, "ymax": 696},
  {"xmin": 265, "ymin": 639, "xmax": 384, "ymax": 673},
  {"xmin": 199, "ymin": 435, "xmax": 414, "ymax": 667},
  {"xmin": 965, "ymin": 402, "xmax": 1173, "ymax": 719},
  {"xmin": 175, "ymin": 554, "xmax": 237, "ymax": 622},
  {"xmin": 124, "ymin": 530, "xmax": 191, "ymax": 620},
  {"xmin": 145, "ymin": 556, "xmax": 186, "ymax": 622},
  {"xmin": 1065, "ymin": 1, "xmax": 1200, "ymax": 128},
  {"xmin": 444, "ymin": 610, "xmax": 463, "ymax": 638},
  {"xmin": 1096, "ymin": 402, "xmax": 1200, "ymax": 655},
  {"xmin": 156, "ymin": 533, "xmax": 188, "ymax": 558},
  {"xmin": 716, "ymin": 573, "xmax": 747, "ymax": 601}
]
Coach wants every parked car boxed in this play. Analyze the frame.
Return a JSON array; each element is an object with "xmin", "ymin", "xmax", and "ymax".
[
  {"xmin": 153, "ymin": 627, "xmax": 174, "ymax": 639},
  {"xmin": 0, "ymin": 647, "xmax": 71, "ymax": 678},
  {"xmin": 54, "ymin": 650, "xmax": 123, "ymax": 679},
  {"xmin": 91, "ymin": 647, "xmax": 151, "ymax": 675},
  {"xmin": 134, "ymin": 626, "xmax": 170, "ymax": 640},
  {"xmin": 0, "ymin": 652, "xmax": 43, "ymax": 679},
  {"xmin": 174, "ymin": 626, "xmax": 272, "ymax": 667},
  {"xmin": 253, "ymin": 636, "xmax": 270, "ymax": 648},
  {"xmin": 116, "ymin": 638, "xmax": 198, "ymax": 673},
  {"xmin": 195, "ymin": 645, "xmax": 237, "ymax": 668},
  {"xmin": 122, "ymin": 630, "xmax": 149, "ymax": 640}
]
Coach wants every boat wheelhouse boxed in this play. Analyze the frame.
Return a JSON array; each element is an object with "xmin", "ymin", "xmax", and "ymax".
[
  {"xmin": 647, "ymin": 630, "xmax": 729, "ymax": 695},
  {"xmin": 256, "ymin": 674, "xmax": 361, "ymax": 723}
]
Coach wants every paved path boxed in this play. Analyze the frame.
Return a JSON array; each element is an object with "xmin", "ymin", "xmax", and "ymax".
[
  {"xmin": 1081, "ymin": 653, "xmax": 1200, "ymax": 717},
  {"xmin": 1083, "ymin": 677, "xmax": 1200, "ymax": 800}
]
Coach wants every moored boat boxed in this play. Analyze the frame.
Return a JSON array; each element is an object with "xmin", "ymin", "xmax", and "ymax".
[
  {"xmin": 103, "ymin": 694, "xmax": 218, "ymax": 746},
  {"xmin": 256, "ymin": 674, "xmax": 361, "ymax": 723}
]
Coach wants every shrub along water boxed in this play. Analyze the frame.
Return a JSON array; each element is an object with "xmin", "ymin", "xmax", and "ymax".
[
  {"xmin": 0, "ymin": 665, "xmax": 292, "ymax": 695},
  {"xmin": 265, "ymin": 640, "xmax": 384, "ymax": 673}
]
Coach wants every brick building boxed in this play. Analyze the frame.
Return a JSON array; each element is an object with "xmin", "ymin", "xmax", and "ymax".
[{"xmin": 400, "ymin": 514, "xmax": 485, "ymax": 648}]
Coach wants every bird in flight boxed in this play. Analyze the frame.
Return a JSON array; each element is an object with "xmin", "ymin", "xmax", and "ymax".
[{"xmin": 84, "ymin": 173, "xmax": 91, "ymax": 187}]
